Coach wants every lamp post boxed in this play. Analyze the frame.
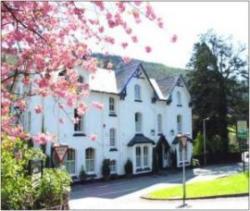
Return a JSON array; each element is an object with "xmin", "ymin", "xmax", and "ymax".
[
  {"xmin": 179, "ymin": 134, "xmax": 188, "ymax": 208},
  {"xmin": 203, "ymin": 117, "xmax": 210, "ymax": 166}
]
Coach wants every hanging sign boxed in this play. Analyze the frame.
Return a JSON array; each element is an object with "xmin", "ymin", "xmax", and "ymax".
[{"xmin": 28, "ymin": 159, "xmax": 43, "ymax": 187}]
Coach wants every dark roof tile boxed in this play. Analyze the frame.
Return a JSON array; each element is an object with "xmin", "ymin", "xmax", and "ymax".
[{"xmin": 127, "ymin": 134, "xmax": 155, "ymax": 147}]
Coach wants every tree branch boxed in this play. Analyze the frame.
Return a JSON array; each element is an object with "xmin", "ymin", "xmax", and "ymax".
[{"xmin": 2, "ymin": 2, "xmax": 46, "ymax": 41}]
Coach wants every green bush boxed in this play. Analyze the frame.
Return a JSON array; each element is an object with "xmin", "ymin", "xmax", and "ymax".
[
  {"xmin": 36, "ymin": 168, "xmax": 71, "ymax": 209},
  {"xmin": 79, "ymin": 165, "xmax": 87, "ymax": 182},
  {"xmin": 1, "ymin": 136, "xmax": 71, "ymax": 210},
  {"xmin": 193, "ymin": 132, "xmax": 203, "ymax": 157},
  {"xmin": 101, "ymin": 159, "xmax": 111, "ymax": 180},
  {"xmin": 124, "ymin": 159, "xmax": 133, "ymax": 176},
  {"xmin": 1, "ymin": 137, "xmax": 46, "ymax": 209}
]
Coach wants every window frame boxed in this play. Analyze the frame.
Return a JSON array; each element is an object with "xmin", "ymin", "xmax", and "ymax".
[
  {"xmin": 109, "ymin": 128, "xmax": 116, "ymax": 147},
  {"xmin": 64, "ymin": 148, "xmax": 76, "ymax": 175},
  {"xmin": 143, "ymin": 146, "xmax": 149, "ymax": 167},
  {"xmin": 177, "ymin": 115, "xmax": 182, "ymax": 134},
  {"xmin": 109, "ymin": 97, "xmax": 116, "ymax": 115},
  {"xmin": 136, "ymin": 146, "xmax": 141, "ymax": 168},
  {"xmin": 134, "ymin": 84, "xmax": 142, "ymax": 101},
  {"xmin": 85, "ymin": 148, "xmax": 95, "ymax": 174},
  {"xmin": 74, "ymin": 109, "xmax": 85, "ymax": 134},
  {"xmin": 110, "ymin": 160, "xmax": 117, "ymax": 174},
  {"xmin": 135, "ymin": 112, "xmax": 142, "ymax": 133},
  {"xmin": 157, "ymin": 114, "xmax": 163, "ymax": 134},
  {"xmin": 176, "ymin": 91, "xmax": 182, "ymax": 107}
]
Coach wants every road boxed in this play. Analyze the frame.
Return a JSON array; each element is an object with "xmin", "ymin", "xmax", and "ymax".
[{"xmin": 69, "ymin": 163, "xmax": 249, "ymax": 209}]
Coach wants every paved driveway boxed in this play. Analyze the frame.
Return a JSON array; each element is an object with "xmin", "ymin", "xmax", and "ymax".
[{"xmin": 69, "ymin": 163, "xmax": 249, "ymax": 209}]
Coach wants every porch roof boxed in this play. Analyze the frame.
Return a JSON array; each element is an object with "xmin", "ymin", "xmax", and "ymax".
[
  {"xmin": 157, "ymin": 134, "xmax": 170, "ymax": 149},
  {"xmin": 172, "ymin": 135, "xmax": 193, "ymax": 145},
  {"xmin": 127, "ymin": 134, "xmax": 155, "ymax": 147}
]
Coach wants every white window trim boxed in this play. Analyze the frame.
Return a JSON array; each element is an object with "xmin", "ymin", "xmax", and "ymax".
[
  {"xmin": 64, "ymin": 149, "xmax": 77, "ymax": 176},
  {"xmin": 135, "ymin": 145, "xmax": 150, "ymax": 171},
  {"xmin": 135, "ymin": 113, "xmax": 142, "ymax": 133},
  {"xmin": 85, "ymin": 148, "xmax": 95, "ymax": 174},
  {"xmin": 134, "ymin": 84, "xmax": 141, "ymax": 101},
  {"xmin": 74, "ymin": 109, "xmax": 85, "ymax": 133},
  {"xmin": 110, "ymin": 128, "xmax": 116, "ymax": 147},
  {"xmin": 157, "ymin": 114, "xmax": 162, "ymax": 134},
  {"xmin": 110, "ymin": 160, "xmax": 117, "ymax": 174},
  {"xmin": 109, "ymin": 97, "xmax": 116, "ymax": 114}
]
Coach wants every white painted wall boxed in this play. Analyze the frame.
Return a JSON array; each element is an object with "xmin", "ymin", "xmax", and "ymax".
[{"xmin": 23, "ymin": 67, "xmax": 193, "ymax": 179}]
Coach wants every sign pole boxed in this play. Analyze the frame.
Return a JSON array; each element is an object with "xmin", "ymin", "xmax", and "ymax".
[{"xmin": 182, "ymin": 146, "xmax": 186, "ymax": 207}]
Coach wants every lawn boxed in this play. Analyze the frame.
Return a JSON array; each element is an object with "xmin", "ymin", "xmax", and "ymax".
[{"xmin": 145, "ymin": 172, "xmax": 249, "ymax": 200}]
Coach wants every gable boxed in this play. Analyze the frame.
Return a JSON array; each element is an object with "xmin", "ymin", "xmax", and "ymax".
[
  {"xmin": 115, "ymin": 61, "xmax": 158, "ymax": 99},
  {"xmin": 155, "ymin": 75, "xmax": 190, "ymax": 101}
]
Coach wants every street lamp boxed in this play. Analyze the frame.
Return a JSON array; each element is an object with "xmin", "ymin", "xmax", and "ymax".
[
  {"xmin": 178, "ymin": 134, "xmax": 188, "ymax": 208},
  {"xmin": 203, "ymin": 117, "xmax": 210, "ymax": 166}
]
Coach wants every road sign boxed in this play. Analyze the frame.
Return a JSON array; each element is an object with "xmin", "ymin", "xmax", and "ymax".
[
  {"xmin": 53, "ymin": 145, "xmax": 68, "ymax": 162},
  {"xmin": 237, "ymin": 120, "xmax": 248, "ymax": 139}
]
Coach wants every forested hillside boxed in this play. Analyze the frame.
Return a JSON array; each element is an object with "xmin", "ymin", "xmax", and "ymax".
[{"xmin": 92, "ymin": 53, "xmax": 188, "ymax": 80}]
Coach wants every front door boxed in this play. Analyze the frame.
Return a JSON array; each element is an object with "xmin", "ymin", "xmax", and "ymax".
[{"xmin": 157, "ymin": 143, "xmax": 163, "ymax": 169}]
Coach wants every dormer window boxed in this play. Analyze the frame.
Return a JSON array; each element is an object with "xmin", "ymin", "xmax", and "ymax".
[
  {"xmin": 109, "ymin": 97, "xmax": 116, "ymax": 116},
  {"xmin": 177, "ymin": 91, "xmax": 182, "ymax": 107},
  {"xmin": 134, "ymin": 84, "xmax": 142, "ymax": 102}
]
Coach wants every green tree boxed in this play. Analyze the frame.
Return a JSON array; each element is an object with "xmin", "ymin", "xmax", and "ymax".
[{"xmin": 187, "ymin": 30, "xmax": 248, "ymax": 154}]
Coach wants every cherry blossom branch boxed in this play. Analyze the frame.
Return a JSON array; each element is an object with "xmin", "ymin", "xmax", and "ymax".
[{"xmin": 2, "ymin": 2, "xmax": 46, "ymax": 41}]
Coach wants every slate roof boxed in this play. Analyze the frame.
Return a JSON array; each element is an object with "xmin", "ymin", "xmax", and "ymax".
[
  {"xmin": 127, "ymin": 134, "xmax": 155, "ymax": 147},
  {"xmin": 115, "ymin": 60, "xmax": 141, "ymax": 92},
  {"xmin": 156, "ymin": 75, "xmax": 180, "ymax": 99},
  {"xmin": 88, "ymin": 61, "xmax": 186, "ymax": 101},
  {"xmin": 172, "ymin": 135, "xmax": 193, "ymax": 145}
]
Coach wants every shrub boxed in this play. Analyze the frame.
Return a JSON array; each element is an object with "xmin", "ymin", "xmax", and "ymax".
[
  {"xmin": 1, "ymin": 136, "xmax": 71, "ymax": 210},
  {"xmin": 36, "ymin": 168, "xmax": 71, "ymax": 209},
  {"xmin": 79, "ymin": 165, "xmax": 87, "ymax": 182},
  {"xmin": 193, "ymin": 132, "xmax": 203, "ymax": 157},
  {"xmin": 101, "ymin": 159, "xmax": 111, "ymax": 180},
  {"xmin": 1, "ymin": 136, "xmax": 45, "ymax": 209},
  {"xmin": 124, "ymin": 159, "xmax": 133, "ymax": 176}
]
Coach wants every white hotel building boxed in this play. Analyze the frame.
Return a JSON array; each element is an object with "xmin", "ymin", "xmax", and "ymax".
[{"xmin": 22, "ymin": 61, "xmax": 193, "ymax": 179}]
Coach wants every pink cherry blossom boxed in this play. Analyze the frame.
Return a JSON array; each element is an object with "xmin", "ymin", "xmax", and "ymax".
[
  {"xmin": 131, "ymin": 36, "xmax": 138, "ymax": 43},
  {"xmin": 122, "ymin": 56, "xmax": 131, "ymax": 64},
  {"xmin": 92, "ymin": 101, "xmax": 104, "ymax": 110},
  {"xmin": 89, "ymin": 134, "xmax": 97, "ymax": 141},
  {"xmin": 171, "ymin": 34, "xmax": 178, "ymax": 43},
  {"xmin": 107, "ymin": 62, "xmax": 113, "ymax": 69},
  {"xmin": 35, "ymin": 105, "xmax": 43, "ymax": 114},
  {"xmin": 1, "ymin": 1, "xmax": 168, "ymax": 142},
  {"xmin": 33, "ymin": 133, "xmax": 53, "ymax": 144},
  {"xmin": 145, "ymin": 46, "xmax": 152, "ymax": 53},
  {"xmin": 77, "ymin": 103, "xmax": 87, "ymax": 116},
  {"xmin": 121, "ymin": 42, "xmax": 128, "ymax": 49}
]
